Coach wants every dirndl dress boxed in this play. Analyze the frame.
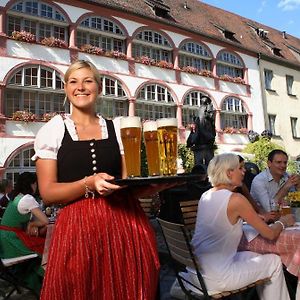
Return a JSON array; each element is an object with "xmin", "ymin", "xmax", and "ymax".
[{"xmin": 40, "ymin": 119, "xmax": 160, "ymax": 300}]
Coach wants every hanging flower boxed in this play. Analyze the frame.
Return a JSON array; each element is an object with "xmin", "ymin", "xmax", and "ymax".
[
  {"xmin": 199, "ymin": 69, "xmax": 214, "ymax": 78},
  {"xmin": 80, "ymin": 44, "xmax": 105, "ymax": 55},
  {"xmin": 11, "ymin": 31, "xmax": 36, "ymax": 43},
  {"xmin": 155, "ymin": 60, "xmax": 174, "ymax": 69},
  {"xmin": 12, "ymin": 111, "xmax": 36, "ymax": 122},
  {"xmin": 41, "ymin": 37, "xmax": 68, "ymax": 48},
  {"xmin": 136, "ymin": 56, "xmax": 156, "ymax": 66},
  {"xmin": 41, "ymin": 112, "xmax": 59, "ymax": 122},
  {"xmin": 181, "ymin": 66, "xmax": 199, "ymax": 74}
]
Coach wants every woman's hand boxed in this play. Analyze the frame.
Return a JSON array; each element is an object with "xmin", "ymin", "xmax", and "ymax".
[
  {"xmin": 262, "ymin": 211, "xmax": 280, "ymax": 223},
  {"xmin": 26, "ymin": 222, "xmax": 39, "ymax": 237},
  {"xmin": 92, "ymin": 173, "xmax": 122, "ymax": 197},
  {"xmin": 279, "ymin": 214, "xmax": 295, "ymax": 228}
]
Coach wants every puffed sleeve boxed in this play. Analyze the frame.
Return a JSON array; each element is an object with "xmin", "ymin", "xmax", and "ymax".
[
  {"xmin": 17, "ymin": 194, "xmax": 40, "ymax": 214},
  {"xmin": 32, "ymin": 115, "xmax": 65, "ymax": 161}
]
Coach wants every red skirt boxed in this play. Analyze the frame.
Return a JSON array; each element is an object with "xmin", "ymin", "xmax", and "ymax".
[{"xmin": 40, "ymin": 191, "xmax": 160, "ymax": 300}]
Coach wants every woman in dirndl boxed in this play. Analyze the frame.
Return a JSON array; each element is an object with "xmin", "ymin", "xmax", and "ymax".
[{"xmin": 34, "ymin": 60, "xmax": 169, "ymax": 300}]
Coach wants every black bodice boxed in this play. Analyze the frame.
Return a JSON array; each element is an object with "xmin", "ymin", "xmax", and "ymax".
[{"xmin": 57, "ymin": 119, "xmax": 122, "ymax": 182}]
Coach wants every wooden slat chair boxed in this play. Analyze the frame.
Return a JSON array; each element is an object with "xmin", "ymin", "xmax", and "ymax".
[
  {"xmin": 179, "ymin": 200, "xmax": 199, "ymax": 232},
  {"xmin": 157, "ymin": 218, "xmax": 270, "ymax": 300},
  {"xmin": 0, "ymin": 254, "xmax": 39, "ymax": 299},
  {"xmin": 138, "ymin": 198, "xmax": 154, "ymax": 218}
]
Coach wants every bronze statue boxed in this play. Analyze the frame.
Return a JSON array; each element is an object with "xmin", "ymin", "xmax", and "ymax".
[{"xmin": 187, "ymin": 96, "xmax": 216, "ymax": 167}]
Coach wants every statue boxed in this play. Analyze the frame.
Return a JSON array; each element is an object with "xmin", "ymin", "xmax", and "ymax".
[{"xmin": 187, "ymin": 96, "xmax": 216, "ymax": 167}]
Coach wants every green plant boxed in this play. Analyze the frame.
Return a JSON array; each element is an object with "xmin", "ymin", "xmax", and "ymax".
[
  {"xmin": 243, "ymin": 136, "xmax": 284, "ymax": 171},
  {"xmin": 178, "ymin": 144, "xmax": 194, "ymax": 173}
]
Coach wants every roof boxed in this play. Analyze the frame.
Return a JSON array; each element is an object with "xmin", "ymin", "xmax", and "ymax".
[{"xmin": 84, "ymin": 0, "xmax": 300, "ymax": 67}]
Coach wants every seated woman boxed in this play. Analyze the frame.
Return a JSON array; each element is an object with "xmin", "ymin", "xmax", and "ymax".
[
  {"xmin": 176, "ymin": 153, "xmax": 294, "ymax": 299},
  {"xmin": 0, "ymin": 172, "xmax": 49, "ymax": 295}
]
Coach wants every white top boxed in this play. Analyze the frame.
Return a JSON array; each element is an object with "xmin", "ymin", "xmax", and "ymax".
[
  {"xmin": 191, "ymin": 189, "xmax": 243, "ymax": 281},
  {"xmin": 18, "ymin": 194, "xmax": 39, "ymax": 214},
  {"xmin": 32, "ymin": 114, "xmax": 124, "ymax": 161}
]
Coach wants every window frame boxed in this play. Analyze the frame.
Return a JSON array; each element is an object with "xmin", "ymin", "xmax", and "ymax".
[
  {"xmin": 5, "ymin": 65, "xmax": 67, "ymax": 117},
  {"xmin": 136, "ymin": 84, "xmax": 176, "ymax": 120},
  {"xmin": 264, "ymin": 69, "xmax": 274, "ymax": 91},
  {"xmin": 7, "ymin": 1, "xmax": 68, "ymax": 42}
]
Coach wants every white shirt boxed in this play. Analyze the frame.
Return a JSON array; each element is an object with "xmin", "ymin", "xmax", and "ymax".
[
  {"xmin": 18, "ymin": 194, "xmax": 40, "ymax": 214},
  {"xmin": 32, "ymin": 114, "xmax": 124, "ymax": 161}
]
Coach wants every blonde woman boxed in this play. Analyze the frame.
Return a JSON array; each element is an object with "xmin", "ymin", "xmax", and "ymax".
[
  {"xmin": 34, "ymin": 60, "xmax": 168, "ymax": 300},
  {"xmin": 185, "ymin": 153, "xmax": 294, "ymax": 299}
]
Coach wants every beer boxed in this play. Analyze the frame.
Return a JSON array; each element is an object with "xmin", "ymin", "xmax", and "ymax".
[
  {"xmin": 280, "ymin": 206, "xmax": 291, "ymax": 216},
  {"xmin": 120, "ymin": 116, "xmax": 142, "ymax": 177},
  {"xmin": 143, "ymin": 121, "xmax": 160, "ymax": 176},
  {"xmin": 157, "ymin": 118, "xmax": 178, "ymax": 176}
]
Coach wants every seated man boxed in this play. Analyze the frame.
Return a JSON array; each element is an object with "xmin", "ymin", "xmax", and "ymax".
[{"xmin": 250, "ymin": 149, "xmax": 300, "ymax": 222}]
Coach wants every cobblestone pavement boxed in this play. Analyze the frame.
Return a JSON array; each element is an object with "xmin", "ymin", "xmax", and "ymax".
[{"xmin": 0, "ymin": 219, "xmax": 177, "ymax": 300}]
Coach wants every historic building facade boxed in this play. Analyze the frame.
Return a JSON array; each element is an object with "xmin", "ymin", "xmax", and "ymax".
[{"xmin": 0, "ymin": 0, "xmax": 299, "ymax": 180}]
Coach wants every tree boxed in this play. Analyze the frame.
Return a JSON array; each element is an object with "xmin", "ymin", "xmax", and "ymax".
[{"xmin": 243, "ymin": 137, "xmax": 284, "ymax": 171}]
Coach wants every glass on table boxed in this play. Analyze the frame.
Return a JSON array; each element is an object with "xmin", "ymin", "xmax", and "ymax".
[
  {"xmin": 120, "ymin": 116, "xmax": 142, "ymax": 177},
  {"xmin": 143, "ymin": 121, "xmax": 160, "ymax": 176},
  {"xmin": 156, "ymin": 118, "xmax": 178, "ymax": 176},
  {"xmin": 280, "ymin": 197, "xmax": 292, "ymax": 216}
]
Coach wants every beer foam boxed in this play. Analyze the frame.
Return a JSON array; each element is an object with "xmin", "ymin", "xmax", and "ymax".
[
  {"xmin": 143, "ymin": 121, "xmax": 157, "ymax": 132},
  {"xmin": 156, "ymin": 118, "xmax": 178, "ymax": 128},
  {"xmin": 120, "ymin": 116, "xmax": 141, "ymax": 128}
]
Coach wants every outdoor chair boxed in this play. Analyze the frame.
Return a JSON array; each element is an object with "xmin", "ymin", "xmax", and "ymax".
[
  {"xmin": 179, "ymin": 199, "xmax": 199, "ymax": 232},
  {"xmin": 157, "ymin": 218, "xmax": 270, "ymax": 299},
  {"xmin": 0, "ymin": 253, "xmax": 38, "ymax": 299},
  {"xmin": 138, "ymin": 197, "xmax": 154, "ymax": 218}
]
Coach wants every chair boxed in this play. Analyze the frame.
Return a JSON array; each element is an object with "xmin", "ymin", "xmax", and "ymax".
[
  {"xmin": 138, "ymin": 198, "xmax": 154, "ymax": 218},
  {"xmin": 179, "ymin": 199, "xmax": 199, "ymax": 231},
  {"xmin": 0, "ymin": 254, "xmax": 38, "ymax": 299},
  {"xmin": 157, "ymin": 218, "xmax": 270, "ymax": 300}
]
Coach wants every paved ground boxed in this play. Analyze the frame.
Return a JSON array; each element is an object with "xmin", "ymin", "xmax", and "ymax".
[{"xmin": 0, "ymin": 219, "xmax": 177, "ymax": 300}]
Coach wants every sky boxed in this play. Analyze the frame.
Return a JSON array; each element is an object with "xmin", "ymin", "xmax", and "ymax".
[{"xmin": 201, "ymin": 0, "xmax": 300, "ymax": 38}]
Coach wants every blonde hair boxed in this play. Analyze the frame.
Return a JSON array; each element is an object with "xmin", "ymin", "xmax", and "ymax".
[
  {"xmin": 207, "ymin": 153, "xmax": 239, "ymax": 186},
  {"xmin": 64, "ymin": 60, "xmax": 102, "ymax": 86}
]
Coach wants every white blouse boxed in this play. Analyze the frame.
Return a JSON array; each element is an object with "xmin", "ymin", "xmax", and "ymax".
[
  {"xmin": 32, "ymin": 114, "xmax": 124, "ymax": 161},
  {"xmin": 18, "ymin": 194, "xmax": 40, "ymax": 214}
]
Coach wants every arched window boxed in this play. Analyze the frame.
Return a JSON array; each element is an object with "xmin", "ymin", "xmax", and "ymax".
[
  {"xmin": 97, "ymin": 76, "xmax": 128, "ymax": 118},
  {"xmin": 136, "ymin": 84, "xmax": 176, "ymax": 120},
  {"xmin": 77, "ymin": 16, "xmax": 126, "ymax": 53},
  {"xmin": 7, "ymin": 1, "xmax": 68, "ymax": 42},
  {"xmin": 133, "ymin": 30, "xmax": 172, "ymax": 62},
  {"xmin": 221, "ymin": 97, "xmax": 247, "ymax": 130},
  {"xmin": 5, "ymin": 65, "xmax": 67, "ymax": 117},
  {"xmin": 4, "ymin": 147, "xmax": 35, "ymax": 184},
  {"xmin": 179, "ymin": 42, "xmax": 212, "ymax": 71},
  {"xmin": 182, "ymin": 91, "xmax": 211, "ymax": 126},
  {"xmin": 216, "ymin": 51, "xmax": 244, "ymax": 78}
]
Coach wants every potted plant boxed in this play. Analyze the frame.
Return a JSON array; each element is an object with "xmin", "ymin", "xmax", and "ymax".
[
  {"xmin": 11, "ymin": 31, "xmax": 36, "ymax": 43},
  {"xmin": 41, "ymin": 37, "xmax": 68, "ymax": 48},
  {"xmin": 12, "ymin": 111, "xmax": 36, "ymax": 122}
]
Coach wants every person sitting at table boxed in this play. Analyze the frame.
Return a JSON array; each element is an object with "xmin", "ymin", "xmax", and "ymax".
[
  {"xmin": 251, "ymin": 149, "xmax": 300, "ymax": 222},
  {"xmin": 0, "ymin": 172, "xmax": 49, "ymax": 295},
  {"xmin": 171, "ymin": 153, "xmax": 294, "ymax": 299}
]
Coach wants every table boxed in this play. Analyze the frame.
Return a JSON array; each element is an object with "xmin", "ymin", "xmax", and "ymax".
[{"xmin": 239, "ymin": 227, "xmax": 300, "ymax": 299}]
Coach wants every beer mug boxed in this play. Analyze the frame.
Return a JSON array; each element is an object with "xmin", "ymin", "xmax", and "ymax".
[
  {"xmin": 120, "ymin": 116, "xmax": 142, "ymax": 177},
  {"xmin": 143, "ymin": 121, "xmax": 160, "ymax": 176},
  {"xmin": 156, "ymin": 118, "xmax": 178, "ymax": 176}
]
